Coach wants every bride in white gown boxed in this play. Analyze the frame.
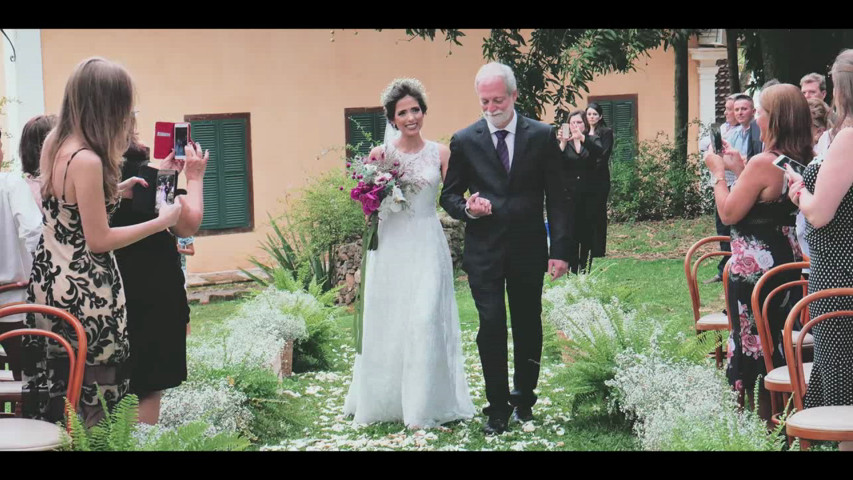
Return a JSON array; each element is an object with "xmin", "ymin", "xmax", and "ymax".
[{"xmin": 343, "ymin": 78, "xmax": 475, "ymax": 428}]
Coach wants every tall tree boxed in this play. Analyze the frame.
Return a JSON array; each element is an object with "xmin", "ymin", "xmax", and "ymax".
[
  {"xmin": 726, "ymin": 29, "xmax": 741, "ymax": 94},
  {"xmin": 673, "ymin": 31, "xmax": 689, "ymax": 164}
]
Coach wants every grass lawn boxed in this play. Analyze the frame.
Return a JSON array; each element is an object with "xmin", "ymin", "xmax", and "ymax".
[{"xmin": 188, "ymin": 214, "xmax": 731, "ymax": 450}]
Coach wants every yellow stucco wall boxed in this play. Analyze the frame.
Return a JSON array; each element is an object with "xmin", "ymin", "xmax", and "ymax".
[{"xmin": 33, "ymin": 29, "xmax": 700, "ymax": 273}]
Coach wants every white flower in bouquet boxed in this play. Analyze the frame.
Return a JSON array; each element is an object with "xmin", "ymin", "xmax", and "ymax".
[
  {"xmin": 375, "ymin": 172, "xmax": 393, "ymax": 186},
  {"xmin": 389, "ymin": 185, "xmax": 407, "ymax": 212}
]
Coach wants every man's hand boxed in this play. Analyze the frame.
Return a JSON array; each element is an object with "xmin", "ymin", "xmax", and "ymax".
[
  {"xmin": 466, "ymin": 192, "xmax": 492, "ymax": 217},
  {"xmin": 548, "ymin": 259, "xmax": 569, "ymax": 281}
]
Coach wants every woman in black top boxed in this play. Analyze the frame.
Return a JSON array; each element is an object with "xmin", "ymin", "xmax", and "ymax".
[
  {"xmin": 558, "ymin": 110, "xmax": 604, "ymax": 274},
  {"xmin": 586, "ymin": 103, "xmax": 614, "ymax": 260},
  {"xmin": 111, "ymin": 124, "xmax": 208, "ymax": 424}
]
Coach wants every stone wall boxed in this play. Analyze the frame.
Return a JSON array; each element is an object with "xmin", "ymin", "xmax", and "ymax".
[{"xmin": 333, "ymin": 211, "xmax": 464, "ymax": 305}]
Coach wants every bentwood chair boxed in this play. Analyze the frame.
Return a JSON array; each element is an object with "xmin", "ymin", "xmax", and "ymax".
[
  {"xmin": 0, "ymin": 304, "xmax": 86, "ymax": 451},
  {"xmin": 782, "ymin": 288, "xmax": 853, "ymax": 450},
  {"xmin": 751, "ymin": 261, "xmax": 812, "ymax": 425},
  {"xmin": 685, "ymin": 236, "xmax": 732, "ymax": 368}
]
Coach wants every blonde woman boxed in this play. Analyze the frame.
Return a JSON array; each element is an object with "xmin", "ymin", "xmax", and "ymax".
[
  {"xmin": 787, "ymin": 50, "xmax": 853, "ymax": 450},
  {"xmin": 23, "ymin": 57, "xmax": 182, "ymax": 426}
]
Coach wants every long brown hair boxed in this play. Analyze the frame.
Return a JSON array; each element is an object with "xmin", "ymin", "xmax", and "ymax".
[
  {"xmin": 758, "ymin": 84, "xmax": 814, "ymax": 163},
  {"xmin": 40, "ymin": 57, "xmax": 136, "ymax": 201},
  {"xmin": 19, "ymin": 114, "xmax": 57, "ymax": 176},
  {"xmin": 830, "ymin": 49, "xmax": 853, "ymax": 139}
]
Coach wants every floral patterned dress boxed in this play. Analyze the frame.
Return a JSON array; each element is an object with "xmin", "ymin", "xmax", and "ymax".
[
  {"xmin": 21, "ymin": 148, "xmax": 130, "ymax": 426},
  {"xmin": 725, "ymin": 191, "xmax": 802, "ymax": 393}
]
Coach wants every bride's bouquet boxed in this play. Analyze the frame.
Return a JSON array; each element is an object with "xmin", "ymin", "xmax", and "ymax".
[{"xmin": 346, "ymin": 145, "xmax": 425, "ymax": 250}]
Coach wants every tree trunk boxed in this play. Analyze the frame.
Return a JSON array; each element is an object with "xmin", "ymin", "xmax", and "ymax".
[
  {"xmin": 726, "ymin": 29, "xmax": 741, "ymax": 94},
  {"xmin": 673, "ymin": 33, "xmax": 689, "ymax": 164}
]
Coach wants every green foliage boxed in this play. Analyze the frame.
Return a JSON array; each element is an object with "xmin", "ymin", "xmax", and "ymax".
[
  {"xmin": 62, "ymin": 392, "xmax": 248, "ymax": 451},
  {"xmin": 137, "ymin": 422, "xmax": 250, "ymax": 451},
  {"xmin": 66, "ymin": 392, "xmax": 140, "ymax": 451},
  {"xmin": 245, "ymin": 168, "xmax": 361, "ymax": 293},
  {"xmin": 273, "ymin": 266, "xmax": 339, "ymax": 308},
  {"xmin": 409, "ymin": 29, "xmax": 698, "ymax": 124},
  {"xmin": 609, "ymin": 132, "xmax": 711, "ymax": 222}
]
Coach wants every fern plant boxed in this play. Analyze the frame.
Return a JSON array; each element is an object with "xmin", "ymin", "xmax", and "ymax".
[{"xmin": 62, "ymin": 392, "xmax": 250, "ymax": 451}]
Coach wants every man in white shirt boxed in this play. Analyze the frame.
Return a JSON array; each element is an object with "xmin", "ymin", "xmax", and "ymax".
[{"xmin": 0, "ymin": 131, "xmax": 43, "ymax": 379}]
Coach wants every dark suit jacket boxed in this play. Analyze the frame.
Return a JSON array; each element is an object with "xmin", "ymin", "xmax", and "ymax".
[
  {"xmin": 738, "ymin": 119, "xmax": 763, "ymax": 159},
  {"xmin": 561, "ymin": 134, "xmax": 605, "ymax": 193},
  {"xmin": 439, "ymin": 115, "xmax": 570, "ymax": 281}
]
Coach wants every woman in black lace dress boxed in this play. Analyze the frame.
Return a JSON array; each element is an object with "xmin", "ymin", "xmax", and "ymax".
[{"xmin": 22, "ymin": 58, "xmax": 182, "ymax": 426}]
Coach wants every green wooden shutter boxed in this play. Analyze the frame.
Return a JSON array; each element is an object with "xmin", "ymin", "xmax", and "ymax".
[
  {"xmin": 599, "ymin": 102, "xmax": 614, "ymax": 130},
  {"xmin": 220, "ymin": 118, "xmax": 249, "ymax": 228},
  {"xmin": 347, "ymin": 111, "xmax": 386, "ymax": 157},
  {"xmin": 612, "ymin": 100, "xmax": 636, "ymax": 163},
  {"xmin": 193, "ymin": 121, "xmax": 220, "ymax": 230},
  {"xmin": 193, "ymin": 118, "xmax": 250, "ymax": 230}
]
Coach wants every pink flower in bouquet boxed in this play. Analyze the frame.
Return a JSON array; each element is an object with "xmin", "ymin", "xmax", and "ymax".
[
  {"xmin": 360, "ymin": 191, "xmax": 382, "ymax": 215},
  {"xmin": 350, "ymin": 182, "xmax": 367, "ymax": 200}
]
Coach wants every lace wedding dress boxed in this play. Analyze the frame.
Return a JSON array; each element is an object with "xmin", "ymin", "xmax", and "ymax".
[{"xmin": 343, "ymin": 141, "xmax": 476, "ymax": 428}]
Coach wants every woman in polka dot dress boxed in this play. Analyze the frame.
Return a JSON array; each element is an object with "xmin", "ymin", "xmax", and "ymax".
[{"xmin": 788, "ymin": 50, "xmax": 853, "ymax": 450}]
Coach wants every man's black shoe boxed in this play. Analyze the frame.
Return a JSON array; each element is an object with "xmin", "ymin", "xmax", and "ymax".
[
  {"xmin": 512, "ymin": 406, "xmax": 534, "ymax": 423},
  {"xmin": 483, "ymin": 416, "xmax": 508, "ymax": 435}
]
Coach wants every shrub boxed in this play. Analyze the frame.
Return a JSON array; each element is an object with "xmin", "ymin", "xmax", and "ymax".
[
  {"xmin": 543, "ymin": 270, "xmax": 715, "ymax": 410},
  {"xmin": 609, "ymin": 132, "xmax": 712, "ymax": 222},
  {"xmin": 607, "ymin": 351, "xmax": 785, "ymax": 451},
  {"xmin": 62, "ymin": 393, "xmax": 250, "ymax": 451}
]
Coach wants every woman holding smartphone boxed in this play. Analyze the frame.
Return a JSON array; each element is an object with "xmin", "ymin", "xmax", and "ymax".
[
  {"xmin": 557, "ymin": 110, "xmax": 604, "ymax": 274},
  {"xmin": 23, "ymin": 57, "xmax": 182, "ymax": 426},
  {"xmin": 787, "ymin": 50, "xmax": 853, "ymax": 450},
  {"xmin": 112, "ymin": 125, "xmax": 207, "ymax": 425},
  {"xmin": 704, "ymin": 83, "xmax": 809, "ymax": 420}
]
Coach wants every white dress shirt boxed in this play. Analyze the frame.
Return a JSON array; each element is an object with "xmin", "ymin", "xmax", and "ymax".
[
  {"xmin": 485, "ymin": 110, "xmax": 519, "ymax": 168},
  {"xmin": 466, "ymin": 111, "xmax": 519, "ymax": 219},
  {"xmin": 0, "ymin": 172, "xmax": 42, "ymax": 323}
]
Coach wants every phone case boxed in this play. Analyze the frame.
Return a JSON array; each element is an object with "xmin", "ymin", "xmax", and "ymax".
[
  {"xmin": 154, "ymin": 122, "xmax": 175, "ymax": 159},
  {"xmin": 153, "ymin": 122, "xmax": 192, "ymax": 159}
]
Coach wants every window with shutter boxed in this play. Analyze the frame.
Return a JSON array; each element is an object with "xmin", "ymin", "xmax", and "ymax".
[
  {"xmin": 588, "ymin": 95, "xmax": 638, "ymax": 164},
  {"xmin": 185, "ymin": 113, "xmax": 253, "ymax": 235},
  {"xmin": 345, "ymin": 107, "xmax": 386, "ymax": 158}
]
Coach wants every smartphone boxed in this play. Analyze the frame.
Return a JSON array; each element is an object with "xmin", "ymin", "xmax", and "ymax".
[
  {"xmin": 710, "ymin": 125, "xmax": 724, "ymax": 153},
  {"xmin": 155, "ymin": 169, "xmax": 178, "ymax": 213},
  {"xmin": 131, "ymin": 164, "xmax": 159, "ymax": 215},
  {"xmin": 173, "ymin": 123, "xmax": 190, "ymax": 160},
  {"xmin": 772, "ymin": 154, "xmax": 807, "ymax": 175},
  {"xmin": 561, "ymin": 123, "xmax": 570, "ymax": 138}
]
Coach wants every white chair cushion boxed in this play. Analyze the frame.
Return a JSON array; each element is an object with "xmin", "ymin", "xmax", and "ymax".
[
  {"xmin": 765, "ymin": 362, "xmax": 813, "ymax": 386},
  {"xmin": 696, "ymin": 312, "xmax": 728, "ymax": 329},
  {"xmin": 0, "ymin": 381, "xmax": 22, "ymax": 396},
  {"xmin": 789, "ymin": 329, "xmax": 815, "ymax": 346},
  {"xmin": 0, "ymin": 418, "xmax": 65, "ymax": 451},
  {"xmin": 0, "ymin": 370, "xmax": 13, "ymax": 381},
  {"xmin": 786, "ymin": 406, "xmax": 853, "ymax": 433}
]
